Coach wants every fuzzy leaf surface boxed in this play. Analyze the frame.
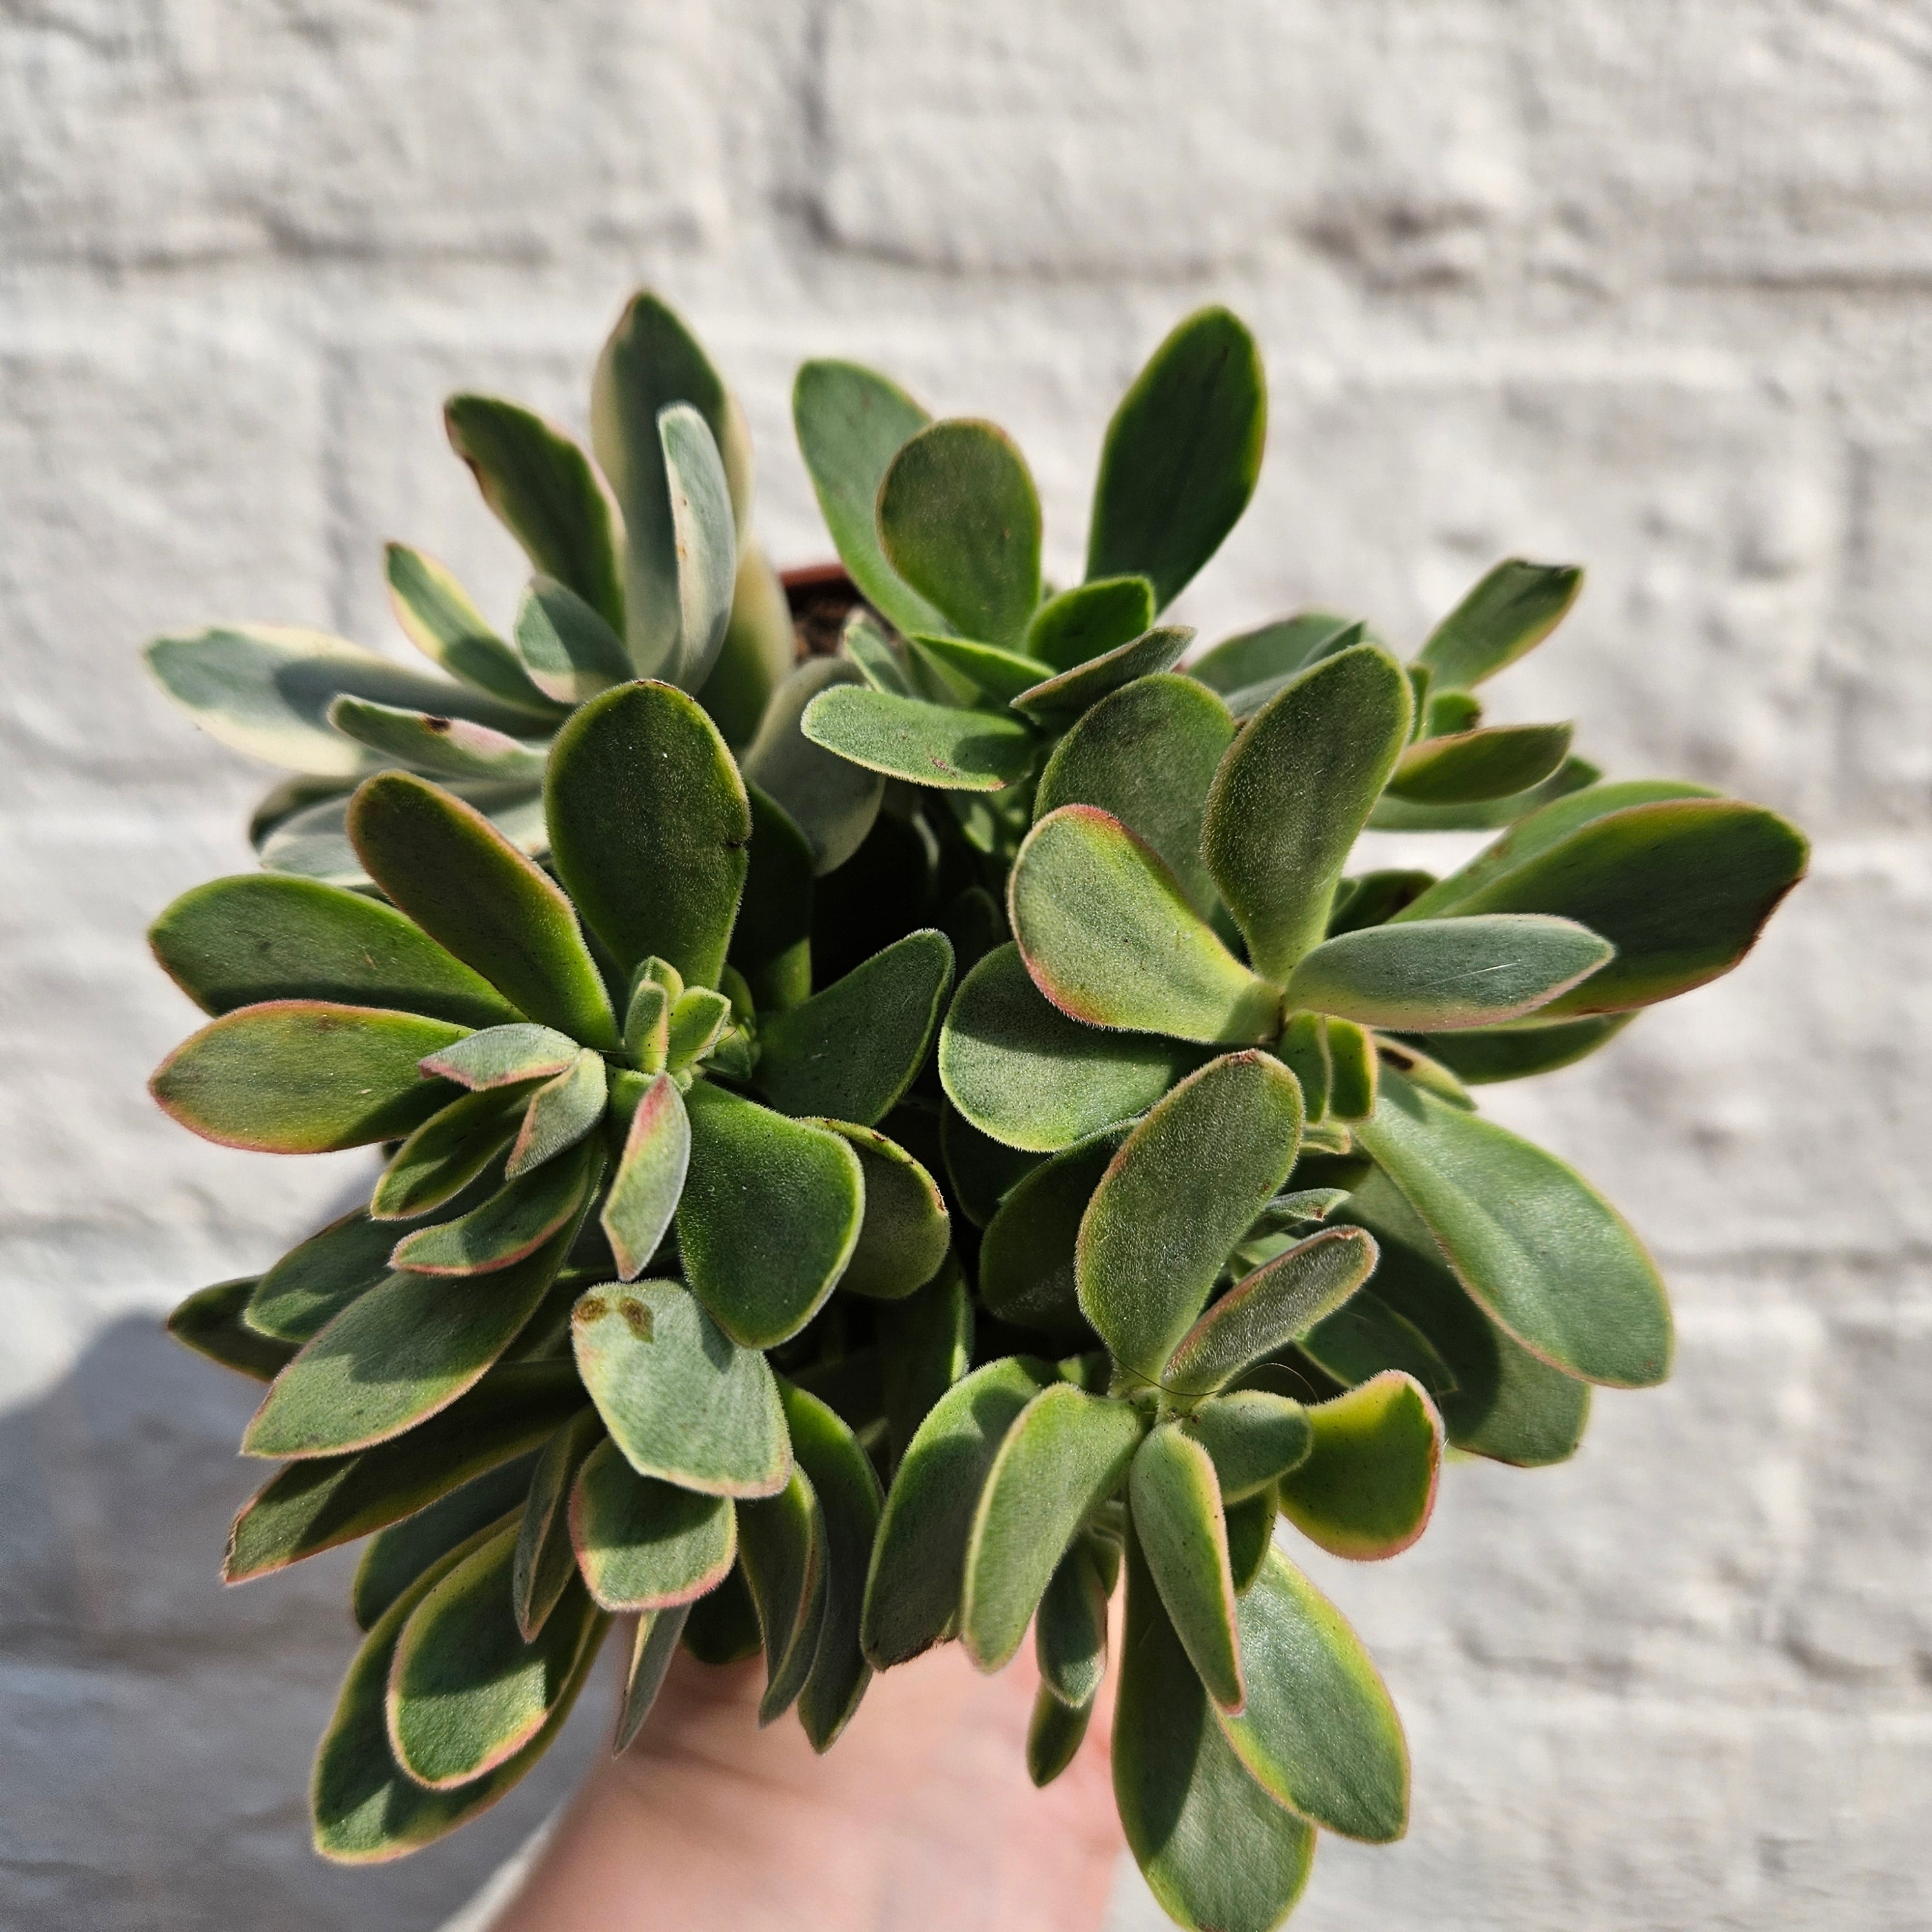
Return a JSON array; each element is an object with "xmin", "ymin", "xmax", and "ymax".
[
  {"xmin": 545, "ymin": 681, "xmax": 750, "ymax": 991},
  {"xmin": 349, "ymin": 772, "xmax": 619, "ymax": 1050},
  {"xmin": 513, "ymin": 1410, "xmax": 606, "ymax": 1640},
  {"xmin": 861, "ymin": 1355, "xmax": 1054, "ymax": 1667},
  {"xmin": 420, "ymin": 1023, "xmax": 579, "ymax": 1091},
  {"xmin": 1409, "ymin": 1012, "xmax": 1634, "ymax": 1085},
  {"xmin": 571, "ymin": 1279, "xmax": 789, "ymax": 1497},
  {"xmin": 1034, "ymin": 674, "xmax": 1235, "ymax": 919},
  {"xmin": 1026, "ymin": 577, "xmax": 1157, "ymax": 672},
  {"xmin": 940, "ymin": 943, "xmax": 1203, "ymax": 1153},
  {"xmin": 1035, "ymin": 1537, "xmax": 1111, "ymax": 1709},
  {"xmin": 878, "ymin": 419, "xmax": 1042, "ymax": 650},
  {"xmin": 600, "ymin": 1075, "xmax": 691, "ymax": 1282},
  {"xmin": 326, "ymin": 697, "xmax": 547, "ymax": 784},
  {"xmin": 167, "ymin": 1278, "xmax": 291, "ymax": 1381},
  {"xmin": 389, "ymin": 1137, "xmax": 600, "ymax": 1277},
  {"xmin": 1189, "ymin": 613, "xmax": 1359, "ymax": 706},
  {"xmin": 1216, "ymin": 1548, "xmax": 1409, "ymax": 1842},
  {"xmin": 570, "ymin": 1438, "xmax": 737, "ymax": 1610},
  {"xmin": 876, "ymin": 1262, "xmax": 976, "ymax": 1466},
  {"xmin": 1077, "ymin": 1053, "xmax": 1303, "ymax": 1381},
  {"xmin": 960, "ymin": 1384, "xmax": 1144, "ymax": 1670},
  {"xmin": 1028, "ymin": 1681, "xmax": 1095, "ymax": 1789},
  {"xmin": 1416, "ymin": 558, "xmax": 1581, "ymax": 688},
  {"xmin": 512, "ymin": 577, "xmax": 633, "ymax": 705},
  {"xmin": 1356, "ymin": 1070, "xmax": 1672, "ymax": 1386},
  {"xmin": 615, "ymin": 1606, "xmax": 690, "ymax": 1754},
  {"xmin": 1184, "ymin": 1392, "xmax": 1313, "ymax": 1501},
  {"xmin": 1388, "ymin": 722, "xmax": 1574, "ymax": 805},
  {"xmin": 907, "ymin": 631, "xmax": 1048, "ymax": 707},
  {"xmin": 814, "ymin": 1121, "xmax": 950, "ymax": 1300},
  {"xmin": 1009, "ymin": 626, "xmax": 1193, "ymax": 725},
  {"xmin": 658, "ymin": 400, "xmax": 739, "ymax": 688},
  {"xmin": 979, "ymin": 1129, "xmax": 1124, "ymax": 1337},
  {"xmin": 506, "ymin": 1049, "xmax": 606, "ymax": 1177},
  {"xmin": 444, "ymin": 394, "xmax": 624, "ymax": 632},
  {"xmin": 729, "ymin": 785, "xmax": 815, "ymax": 1009},
  {"xmin": 150, "ymin": 1002, "xmax": 463, "ymax": 1154},
  {"xmin": 1276, "ymin": 1373, "xmax": 1443, "ymax": 1559},
  {"xmin": 758, "ymin": 929, "xmax": 954, "ymax": 1126},
  {"xmin": 736, "ymin": 1468, "xmax": 829, "ymax": 1724},
  {"xmin": 150, "ymin": 874, "xmax": 520, "ymax": 1027},
  {"xmin": 1086, "ymin": 307, "xmax": 1266, "ymax": 609},
  {"xmin": 1010, "ymin": 807, "xmax": 1279, "ymax": 1043},
  {"xmin": 372, "ymin": 1089, "xmax": 521, "ymax": 1221},
  {"xmin": 354, "ymin": 1455, "xmax": 536, "ymax": 1632},
  {"xmin": 384, "ymin": 542, "xmax": 560, "ymax": 714},
  {"xmin": 1131, "ymin": 1424, "xmax": 1244, "ymax": 1711},
  {"xmin": 802, "ymin": 685, "xmax": 1036, "ymax": 792},
  {"xmin": 1114, "ymin": 1534, "xmax": 1315, "ymax": 1932},
  {"xmin": 744, "ymin": 658, "xmax": 887, "ymax": 874},
  {"xmin": 247, "ymin": 1209, "xmax": 409, "ymax": 1343}
]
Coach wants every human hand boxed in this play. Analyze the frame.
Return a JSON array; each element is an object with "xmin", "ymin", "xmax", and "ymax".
[{"xmin": 486, "ymin": 1636, "xmax": 1121, "ymax": 1932}]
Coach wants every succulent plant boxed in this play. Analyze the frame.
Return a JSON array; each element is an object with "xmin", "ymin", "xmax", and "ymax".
[
  {"xmin": 143, "ymin": 291, "xmax": 796, "ymax": 889},
  {"xmin": 153, "ymin": 302, "xmax": 1806, "ymax": 1932}
]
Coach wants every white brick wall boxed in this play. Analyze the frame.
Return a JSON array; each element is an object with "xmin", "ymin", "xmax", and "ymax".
[{"xmin": 1, "ymin": 3, "xmax": 1924, "ymax": 1925}]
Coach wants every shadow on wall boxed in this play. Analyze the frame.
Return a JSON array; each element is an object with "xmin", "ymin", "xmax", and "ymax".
[{"xmin": 0, "ymin": 1313, "xmax": 601, "ymax": 1932}]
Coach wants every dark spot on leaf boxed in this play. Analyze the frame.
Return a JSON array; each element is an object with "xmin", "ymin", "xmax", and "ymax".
[
  {"xmin": 573, "ymin": 1295, "xmax": 606, "ymax": 1324},
  {"xmin": 425, "ymin": 716, "xmax": 453, "ymax": 734},
  {"xmin": 618, "ymin": 1297, "xmax": 653, "ymax": 1341}
]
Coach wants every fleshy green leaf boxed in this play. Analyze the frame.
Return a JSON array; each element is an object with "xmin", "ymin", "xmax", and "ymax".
[
  {"xmin": 1035, "ymin": 1536, "xmax": 1111, "ymax": 1709},
  {"xmin": 390, "ymin": 1137, "xmax": 601, "ymax": 1277},
  {"xmin": 145, "ymin": 626, "xmax": 542, "ymax": 779},
  {"xmin": 1076, "ymin": 1053, "xmax": 1303, "ymax": 1381},
  {"xmin": 801, "ymin": 685, "xmax": 1036, "ymax": 793},
  {"xmin": 960, "ymin": 1384, "xmax": 1144, "ymax": 1671},
  {"xmin": 1417, "ymin": 558, "xmax": 1582, "ymax": 689},
  {"xmin": 1401, "ymin": 799, "xmax": 1809, "ymax": 1018},
  {"xmin": 939, "ymin": 942, "xmax": 1204, "ymax": 1153},
  {"xmin": 736, "ymin": 1467, "xmax": 829, "ymax": 1725},
  {"xmin": 784, "ymin": 1382, "xmax": 886, "ymax": 1751},
  {"xmin": 729, "ymin": 784, "xmax": 815, "ymax": 1010},
  {"xmin": 349, "ymin": 772, "xmax": 619, "ymax": 1051},
  {"xmin": 1086, "ymin": 307, "xmax": 1266, "ymax": 610},
  {"xmin": 679, "ymin": 1084, "xmax": 865, "ymax": 1348},
  {"xmin": 906, "ymin": 632, "xmax": 1048, "ymax": 708},
  {"xmin": 878, "ymin": 419, "xmax": 1042, "ymax": 650},
  {"xmin": 1189, "ymin": 613, "xmax": 1360, "ymax": 712},
  {"xmin": 1163, "ymin": 1226, "xmax": 1380, "ymax": 1399},
  {"xmin": 1272, "ymin": 1011, "xmax": 1331, "ymax": 1121},
  {"xmin": 1025, "ymin": 577, "xmax": 1158, "ymax": 672},
  {"xmin": 311, "ymin": 1518, "xmax": 603, "ymax": 1861},
  {"xmin": 150, "ymin": 1002, "xmax": 463, "ymax": 1154},
  {"xmin": 1009, "ymin": 807, "xmax": 1279, "ymax": 1043},
  {"xmin": 1184, "ymin": 1392, "xmax": 1312, "ymax": 1501},
  {"xmin": 226, "ymin": 1362, "xmax": 584, "ymax": 1581},
  {"xmin": 570, "ymin": 1437, "xmax": 737, "ymax": 1610},
  {"xmin": 979, "ymin": 1129, "xmax": 1124, "ymax": 1337},
  {"xmin": 699, "ymin": 539, "xmax": 796, "ymax": 746},
  {"xmin": 1131, "ymin": 1424, "xmax": 1244, "ymax": 1711},
  {"xmin": 813, "ymin": 1121, "xmax": 950, "ymax": 1300},
  {"xmin": 513, "ymin": 1409, "xmax": 605, "ymax": 1640},
  {"xmin": 601, "ymin": 1074, "xmax": 691, "ymax": 1282},
  {"xmin": 1388, "ymin": 722, "xmax": 1574, "ymax": 805},
  {"xmin": 841, "ymin": 608, "xmax": 916, "ymax": 695},
  {"xmin": 1406, "ymin": 1011, "xmax": 1634, "ymax": 1085},
  {"xmin": 1314, "ymin": 1168, "xmax": 1592, "ymax": 1466},
  {"xmin": 591, "ymin": 292, "xmax": 752, "ymax": 679},
  {"xmin": 247, "ymin": 1209, "xmax": 407, "ymax": 1343},
  {"xmin": 1355, "ymin": 1069, "xmax": 1672, "ymax": 1387},
  {"xmin": 444, "ymin": 394, "xmax": 624, "ymax": 633},
  {"xmin": 1203, "ymin": 644, "xmax": 1413, "ymax": 983},
  {"xmin": 1225, "ymin": 1490, "xmax": 1275, "ymax": 1594},
  {"xmin": 150, "ymin": 874, "xmax": 522, "ymax": 1028},
  {"xmin": 511, "ymin": 576, "xmax": 633, "ymax": 705},
  {"xmin": 681, "ymin": 1564, "xmax": 765, "ymax": 1666},
  {"xmin": 1324, "ymin": 1017, "xmax": 1379, "ymax": 1121},
  {"xmin": 1027, "ymin": 1681, "xmax": 1095, "ymax": 1789},
  {"xmin": 245, "ymin": 1199, "xmax": 585, "ymax": 1459},
  {"xmin": 744, "ymin": 659, "xmax": 888, "ymax": 874},
  {"xmin": 1216, "ymin": 1548, "xmax": 1409, "ymax": 1842},
  {"xmin": 875, "ymin": 1259, "xmax": 975, "ymax": 1465},
  {"xmin": 757, "ymin": 929, "xmax": 954, "ymax": 1126},
  {"xmin": 353, "ymin": 1455, "xmax": 536, "ymax": 1632},
  {"xmin": 860, "ymin": 1355, "xmax": 1055, "ymax": 1667},
  {"xmin": 615, "ymin": 1605, "xmax": 690, "ymax": 1753},
  {"xmin": 792, "ymin": 358, "xmax": 948, "ymax": 640},
  {"xmin": 389, "ymin": 1520, "xmax": 601, "ymax": 1787},
  {"xmin": 545, "ymin": 681, "xmax": 751, "ymax": 991},
  {"xmin": 1034, "ymin": 673, "xmax": 1235, "ymax": 919},
  {"xmin": 384, "ymin": 542, "xmax": 561, "ymax": 715},
  {"xmin": 658, "ymin": 400, "xmax": 739, "ymax": 689},
  {"xmin": 1286, "ymin": 914, "xmax": 1613, "ymax": 1032},
  {"xmin": 1275, "ymin": 1373, "xmax": 1442, "ymax": 1559},
  {"xmin": 505, "ymin": 1048, "xmax": 606, "ymax": 1177},
  {"xmin": 940, "ymin": 1100, "xmax": 1044, "ymax": 1225},
  {"xmin": 372, "ymin": 1089, "xmax": 521, "ymax": 1220},
  {"xmin": 167, "ymin": 1277, "xmax": 292, "ymax": 1381},
  {"xmin": 570, "ymin": 1279, "xmax": 789, "ymax": 1496},
  {"xmin": 1115, "ymin": 1531, "xmax": 1315, "ymax": 1932},
  {"xmin": 1367, "ymin": 752, "xmax": 1599, "ymax": 831},
  {"xmin": 1009, "ymin": 626, "xmax": 1193, "ymax": 725},
  {"xmin": 326, "ymin": 696, "xmax": 547, "ymax": 784},
  {"xmin": 420, "ymin": 1022, "xmax": 580, "ymax": 1091},
  {"xmin": 666, "ymin": 988, "xmax": 731, "ymax": 1070}
]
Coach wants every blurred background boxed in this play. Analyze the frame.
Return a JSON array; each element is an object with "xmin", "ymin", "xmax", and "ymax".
[{"xmin": 1, "ymin": 3, "xmax": 1927, "ymax": 1927}]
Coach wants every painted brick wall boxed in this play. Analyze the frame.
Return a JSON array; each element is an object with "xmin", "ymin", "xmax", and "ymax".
[{"xmin": 2, "ymin": 3, "xmax": 1926, "ymax": 1926}]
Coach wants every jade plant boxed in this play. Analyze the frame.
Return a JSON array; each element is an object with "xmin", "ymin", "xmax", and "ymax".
[
  {"xmin": 151, "ymin": 302, "xmax": 1806, "ymax": 1932},
  {"xmin": 143, "ymin": 291, "xmax": 796, "ymax": 887}
]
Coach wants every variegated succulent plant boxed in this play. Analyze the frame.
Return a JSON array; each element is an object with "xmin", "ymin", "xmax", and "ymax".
[
  {"xmin": 152, "ymin": 303, "xmax": 1805, "ymax": 1932},
  {"xmin": 143, "ymin": 291, "xmax": 797, "ymax": 888}
]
